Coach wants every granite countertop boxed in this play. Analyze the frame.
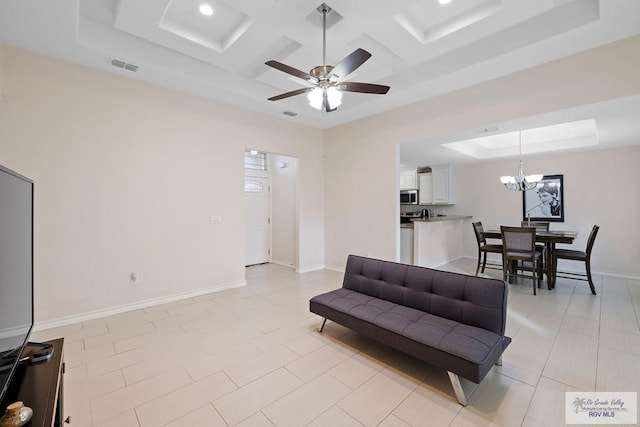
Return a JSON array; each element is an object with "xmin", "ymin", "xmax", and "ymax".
[{"xmin": 411, "ymin": 215, "xmax": 472, "ymax": 223}]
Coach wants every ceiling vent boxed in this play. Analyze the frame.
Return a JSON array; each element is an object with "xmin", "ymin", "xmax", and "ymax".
[
  {"xmin": 282, "ymin": 111, "xmax": 298, "ymax": 117},
  {"xmin": 111, "ymin": 59, "xmax": 139, "ymax": 72}
]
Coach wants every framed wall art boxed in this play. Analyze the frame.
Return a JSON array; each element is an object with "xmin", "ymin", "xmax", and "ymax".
[{"xmin": 522, "ymin": 174, "xmax": 564, "ymax": 222}]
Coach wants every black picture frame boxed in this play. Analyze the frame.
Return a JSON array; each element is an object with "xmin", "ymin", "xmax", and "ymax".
[{"xmin": 522, "ymin": 174, "xmax": 564, "ymax": 222}]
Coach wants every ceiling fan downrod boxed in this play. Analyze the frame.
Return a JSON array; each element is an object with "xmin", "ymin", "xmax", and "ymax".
[{"xmin": 319, "ymin": 4, "xmax": 330, "ymax": 67}]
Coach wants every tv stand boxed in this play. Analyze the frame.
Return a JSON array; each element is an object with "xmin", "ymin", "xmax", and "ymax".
[{"xmin": 0, "ymin": 338, "xmax": 67, "ymax": 426}]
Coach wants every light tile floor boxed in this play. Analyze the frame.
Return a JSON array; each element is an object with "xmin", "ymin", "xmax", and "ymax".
[{"xmin": 31, "ymin": 259, "xmax": 640, "ymax": 426}]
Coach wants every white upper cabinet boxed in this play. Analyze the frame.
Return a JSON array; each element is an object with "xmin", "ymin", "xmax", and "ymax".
[
  {"xmin": 418, "ymin": 173, "xmax": 433, "ymax": 204},
  {"xmin": 418, "ymin": 165, "xmax": 454, "ymax": 204},
  {"xmin": 432, "ymin": 166, "xmax": 450, "ymax": 204},
  {"xmin": 399, "ymin": 169, "xmax": 418, "ymax": 190}
]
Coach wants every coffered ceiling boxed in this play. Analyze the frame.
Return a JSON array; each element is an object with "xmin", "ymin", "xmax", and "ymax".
[{"xmin": 2, "ymin": 0, "xmax": 640, "ymax": 132}]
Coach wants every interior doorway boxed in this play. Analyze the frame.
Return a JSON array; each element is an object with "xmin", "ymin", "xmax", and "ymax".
[
  {"xmin": 244, "ymin": 150, "xmax": 298, "ymax": 269},
  {"xmin": 244, "ymin": 175, "xmax": 271, "ymax": 266}
]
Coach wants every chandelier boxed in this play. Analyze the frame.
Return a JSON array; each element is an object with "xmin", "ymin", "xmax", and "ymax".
[{"xmin": 499, "ymin": 131, "xmax": 543, "ymax": 191}]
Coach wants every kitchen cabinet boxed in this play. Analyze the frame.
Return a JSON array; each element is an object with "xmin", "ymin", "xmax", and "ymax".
[
  {"xmin": 418, "ymin": 173, "xmax": 433, "ymax": 204},
  {"xmin": 399, "ymin": 169, "xmax": 418, "ymax": 190},
  {"xmin": 418, "ymin": 165, "xmax": 453, "ymax": 204},
  {"xmin": 432, "ymin": 166, "xmax": 450, "ymax": 204}
]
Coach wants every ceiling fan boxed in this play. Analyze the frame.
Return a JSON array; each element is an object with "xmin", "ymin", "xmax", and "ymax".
[{"xmin": 265, "ymin": 4, "xmax": 390, "ymax": 112}]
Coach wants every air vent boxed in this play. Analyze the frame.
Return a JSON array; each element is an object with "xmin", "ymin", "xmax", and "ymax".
[
  {"xmin": 111, "ymin": 59, "xmax": 126, "ymax": 68},
  {"xmin": 111, "ymin": 59, "xmax": 139, "ymax": 72},
  {"xmin": 282, "ymin": 111, "xmax": 298, "ymax": 117}
]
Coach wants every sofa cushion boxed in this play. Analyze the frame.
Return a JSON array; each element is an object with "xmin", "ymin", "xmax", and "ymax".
[
  {"xmin": 311, "ymin": 288, "xmax": 502, "ymax": 365},
  {"xmin": 341, "ymin": 255, "xmax": 508, "ymax": 336}
]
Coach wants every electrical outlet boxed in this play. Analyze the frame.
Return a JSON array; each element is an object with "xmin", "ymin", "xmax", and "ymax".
[
  {"xmin": 209, "ymin": 215, "xmax": 222, "ymax": 224},
  {"xmin": 130, "ymin": 273, "xmax": 139, "ymax": 285}
]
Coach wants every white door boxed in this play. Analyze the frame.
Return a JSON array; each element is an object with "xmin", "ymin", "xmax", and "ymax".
[{"xmin": 245, "ymin": 176, "xmax": 271, "ymax": 266}]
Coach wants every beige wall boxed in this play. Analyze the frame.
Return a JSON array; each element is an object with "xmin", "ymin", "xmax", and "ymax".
[
  {"xmin": 324, "ymin": 36, "xmax": 640, "ymax": 275},
  {"xmin": 0, "ymin": 45, "xmax": 324, "ymax": 324},
  {"xmin": 269, "ymin": 154, "xmax": 298, "ymax": 267}
]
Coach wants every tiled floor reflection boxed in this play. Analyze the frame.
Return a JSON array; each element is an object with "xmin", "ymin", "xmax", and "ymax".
[{"xmin": 31, "ymin": 259, "xmax": 640, "ymax": 426}]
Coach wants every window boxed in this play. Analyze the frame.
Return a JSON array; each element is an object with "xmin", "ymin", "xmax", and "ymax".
[
  {"xmin": 244, "ymin": 150, "xmax": 267, "ymax": 170},
  {"xmin": 245, "ymin": 180, "xmax": 263, "ymax": 193}
]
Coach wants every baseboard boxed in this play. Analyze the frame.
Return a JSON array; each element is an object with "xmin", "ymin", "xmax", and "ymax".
[
  {"xmin": 33, "ymin": 280, "xmax": 246, "ymax": 332},
  {"xmin": 297, "ymin": 265, "xmax": 326, "ymax": 274},
  {"xmin": 270, "ymin": 260, "xmax": 296, "ymax": 269},
  {"xmin": 323, "ymin": 264, "xmax": 345, "ymax": 273},
  {"xmin": 461, "ymin": 256, "xmax": 640, "ymax": 281}
]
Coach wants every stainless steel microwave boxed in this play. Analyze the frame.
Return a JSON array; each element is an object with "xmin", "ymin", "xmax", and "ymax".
[{"xmin": 400, "ymin": 189, "xmax": 418, "ymax": 205}]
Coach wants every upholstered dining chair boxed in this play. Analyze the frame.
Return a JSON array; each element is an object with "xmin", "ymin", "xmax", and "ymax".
[
  {"xmin": 551, "ymin": 225, "xmax": 600, "ymax": 295},
  {"xmin": 472, "ymin": 222, "xmax": 502, "ymax": 276},
  {"xmin": 501, "ymin": 226, "xmax": 543, "ymax": 295},
  {"xmin": 520, "ymin": 221, "xmax": 548, "ymax": 254}
]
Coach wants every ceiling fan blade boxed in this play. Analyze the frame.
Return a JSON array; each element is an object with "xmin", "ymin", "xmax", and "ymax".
[
  {"xmin": 330, "ymin": 48, "xmax": 372, "ymax": 79},
  {"xmin": 265, "ymin": 60, "xmax": 316, "ymax": 83},
  {"xmin": 338, "ymin": 82, "xmax": 390, "ymax": 94},
  {"xmin": 268, "ymin": 87, "xmax": 313, "ymax": 101}
]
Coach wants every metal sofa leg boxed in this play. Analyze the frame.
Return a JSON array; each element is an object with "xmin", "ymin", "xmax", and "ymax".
[
  {"xmin": 318, "ymin": 318, "xmax": 327, "ymax": 333},
  {"xmin": 447, "ymin": 372, "xmax": 468, "ymax": 406},
  {"xmin": 495, "ymin": 356, "xmax": 503, "ymax": 366}
]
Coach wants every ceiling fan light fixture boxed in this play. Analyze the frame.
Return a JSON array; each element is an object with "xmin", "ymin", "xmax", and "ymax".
[
  {"xmin": 326, "ymin": 87, "xmax": 342, "ymax": 109},
  {"xmin": 308, "ymin": 88, "xmax": 323, "ymax": 110}
]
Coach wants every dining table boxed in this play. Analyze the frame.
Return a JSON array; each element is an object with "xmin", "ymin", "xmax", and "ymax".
[{"xmin": 482, "ymin": 228, "xmax": 578, "ymax": 289}]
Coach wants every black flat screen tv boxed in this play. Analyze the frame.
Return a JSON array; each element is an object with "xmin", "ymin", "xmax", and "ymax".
[{"xmin": 0, "ymin": 164, "xmax": 34, "ymax": 404}]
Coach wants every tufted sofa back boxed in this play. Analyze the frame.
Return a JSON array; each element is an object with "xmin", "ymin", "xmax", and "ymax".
[{"xmin": 342, "ymin": 255, "xmax": 509, "ymax": 335}]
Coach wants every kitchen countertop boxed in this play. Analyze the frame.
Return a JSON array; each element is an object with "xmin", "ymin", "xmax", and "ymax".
[{"xmin": 411, "ymin": 215, "xmax": 472, "ymax": 223}]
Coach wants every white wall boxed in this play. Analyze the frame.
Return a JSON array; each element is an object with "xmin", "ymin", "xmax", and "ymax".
[
  {"xmin": 324, "ymin": 35, "xmax": 640, "ymax": 275},
  {"xmin": 269, "ymin": 154, "xmax": 298, "ymax": 267},
  {"xmin": 0, "ymin": 45, "xmax": 324, "ymax": 324}
]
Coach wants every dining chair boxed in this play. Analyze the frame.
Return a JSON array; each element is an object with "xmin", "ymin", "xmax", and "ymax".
[
  {"xmin": 551, "ymin": 225, "xmax": 600, "ymax": 295},
  {"xmin": 501, "ymin": 226, "xmax": 543, "ymax": 295},
  {"xmin": 520, "ymin": 220, "xmax": 547, "ymax": 262},
  {"xmin": 472, "ymin": 222, "xmax": 502, "ymax": 276}
]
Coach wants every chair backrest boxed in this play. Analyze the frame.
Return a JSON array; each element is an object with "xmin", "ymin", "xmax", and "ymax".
[
  {"xmin": 472, "ymin": 222, "xmax": 486, "ymax": 246},
  {"xmin": 585, "ymin": 225, "xmax": 600, "ymax": 257},
  {"xmin": 520, "ymin": 221, "xmax": 550, "ymax": 231},
  {"xmin": 501, "ymin": 226, "xmax": 536, "ymax": 257}
]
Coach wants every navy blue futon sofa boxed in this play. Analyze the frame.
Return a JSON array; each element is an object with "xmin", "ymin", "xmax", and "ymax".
[{"xmin": 310, "ymin": 255, "xmax": 511, "ymax": 405}]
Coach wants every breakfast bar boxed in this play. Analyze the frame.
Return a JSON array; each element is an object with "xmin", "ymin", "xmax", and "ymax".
[{"xmin": 412, "ymin": 215, "xmax": 472, "ymax": 268}]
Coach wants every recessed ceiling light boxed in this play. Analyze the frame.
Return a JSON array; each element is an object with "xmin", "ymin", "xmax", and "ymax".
[
  {"xmin": 199, "ymin": 4, "xmax": 214, "ymax": 16},
  {"xmin": 438, "ymin": 0, "xmax": 453, "ymax": 5}
]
